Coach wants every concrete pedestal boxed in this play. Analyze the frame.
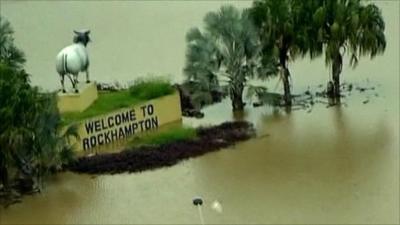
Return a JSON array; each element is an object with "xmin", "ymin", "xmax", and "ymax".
[{"xmin": 57, "ymin": 82, "xmax": 98, "ymax": 113}]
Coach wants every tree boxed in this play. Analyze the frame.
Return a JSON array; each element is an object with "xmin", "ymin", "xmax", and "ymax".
[
  {"xmin": 0, "ymin": 16, "xmax": 25, "ymax": 69},
  {"xmin": 250, "ymin": 0, "xmax": 309, "ymax": 106},
  {"xmin": 0, "ymin": 63, "xmax": 77, "ymax": 194},
  {"xmin": 184, "ymin": 6, "xmax": 271, "ymax": 111},
  {"xmin": 312, "ymin": 0, "xmax": 386, "ymax": 97},
  {"xmin": 0, "ymin": 17, "xmax": 78, "ymax": 195},
  {"xmin": 0, "ymin": 64, "xmax": 32, "ymax": 189}
]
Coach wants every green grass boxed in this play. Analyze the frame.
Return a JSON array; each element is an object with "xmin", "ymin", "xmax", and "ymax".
[
  {"xmin": 129, "ymin": 126, "xmax": 197, "ymax": 147},
  {"xmin": 61, "ymin": 78, "xmax": 174, "ymax": 125},
  {"xmin": 62, "ymin": 90, "xmax": 139, "ymax": 125},
  {"xmin": 129, "ymin": 78, "xmax": 175, "ymax": 100}
]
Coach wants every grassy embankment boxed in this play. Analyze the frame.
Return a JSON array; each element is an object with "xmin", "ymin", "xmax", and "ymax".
[
  {"xmin": 129, "ymin": 126, "xmax": 197, "ymax": 147},
  {"xmin": 61, "ymin": 78, "xmax": 174, "ymax": 125},
  {"xmin": 69, "ymin": 121, "xmax": 255, "ymax": 174}
]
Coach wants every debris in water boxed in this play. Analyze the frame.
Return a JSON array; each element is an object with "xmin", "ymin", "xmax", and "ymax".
[
  {"xmin": 193, "ymin": 197, "xmax": 203, "ymax": 206},
  {"xmin": 211, "ymin": 200, "xmax": 223, "ymax": 213}
]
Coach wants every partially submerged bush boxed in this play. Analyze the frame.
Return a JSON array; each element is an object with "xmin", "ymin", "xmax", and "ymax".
[{"xmin": 129, "ymin": 77, "xmax": 174, "ymax": 101}]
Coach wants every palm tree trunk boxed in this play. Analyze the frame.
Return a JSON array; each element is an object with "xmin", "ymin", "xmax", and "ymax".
[
  {"xmin": 282, "ymin": 67, "xmax": 292, "ymax": 106},
  {"xmin": 232, "ymin": 94, "xmax": 244, "ymax": 110},
  {"xmin": 0, "ymin": 165, "xmax": 10, "ymax": 191},
  {"xmin": 331, "ymin": 54, "xmax": 343, "ymax": 98},
  {"xmin": 230, "ymin": 81, "xmax": 244, "ymax": 111},
  {"xmin": 279, "ymin": 48, "xmax": 291, "ymax": 106},
  {"xmin": 0, "ymin": 155, "xmax": 10, "ymax": 190}
]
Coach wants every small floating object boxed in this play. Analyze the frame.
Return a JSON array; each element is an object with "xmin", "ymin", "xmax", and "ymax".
[
  {"xmin": 211, "ymin": 200, "xmax": 223, "ymax": 213},
  {"xmin": 192, "ymin": 196, "xmax": 203, "ymax": 206}
]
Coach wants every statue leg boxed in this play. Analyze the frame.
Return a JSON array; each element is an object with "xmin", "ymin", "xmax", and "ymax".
[
  {"xmin": 72, "ymin": 74, "xmax": 79, "ymax": 93},
  {"xmin": 74, "ymin": 74, "xmax": 79, "ymax": 84},
  {"xmin": 60, "ymin": 74, "xmax": 66, "ymax": 93},
  {"xmin": 86, "ymin": 69, "xmax": 90, "ymax": 83}
]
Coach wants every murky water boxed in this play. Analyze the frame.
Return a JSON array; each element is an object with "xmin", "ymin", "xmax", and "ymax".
[{"xmin": 1, "ymin": 0, "xmax": 399, "ymax": 224}]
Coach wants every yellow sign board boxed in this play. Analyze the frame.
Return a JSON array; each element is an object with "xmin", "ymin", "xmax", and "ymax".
[{"xmin": 57, "ymin": 82, "xmax": 98, "ymax": 113}]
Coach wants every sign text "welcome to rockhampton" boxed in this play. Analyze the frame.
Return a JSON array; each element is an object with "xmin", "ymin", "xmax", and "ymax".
[{"xmin": 82, "ymin": 104, "xmax": 159, "ymax": 150}]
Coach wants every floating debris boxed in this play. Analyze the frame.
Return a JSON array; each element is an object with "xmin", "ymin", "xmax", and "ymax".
[
  {"xmin": 211, "ymin": 200, "xmax": 223, "ymax": 213},
  {"xmin": 251, "ymin": 82, "xmax": 380, "ymax": 112}
]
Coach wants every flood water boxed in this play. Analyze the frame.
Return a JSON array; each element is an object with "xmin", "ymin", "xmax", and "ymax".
[{"xmin": 1, "ymin": 0, "xmax": 399, "ymax": 224}]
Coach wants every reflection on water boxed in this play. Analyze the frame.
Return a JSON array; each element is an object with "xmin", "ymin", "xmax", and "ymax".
[{"xmin": 1, "ymin": 0, "xmax": 399, "ymax": 224}]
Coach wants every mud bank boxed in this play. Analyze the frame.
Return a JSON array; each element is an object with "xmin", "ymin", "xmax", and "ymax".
[{"xmin": 68, "ymin": 121, "xmax": 256, "ymax": 175}]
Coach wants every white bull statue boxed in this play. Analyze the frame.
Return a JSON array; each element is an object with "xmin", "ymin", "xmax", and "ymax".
[{"xmin": 56, "ymin": 30, "xmax": 91, "ymax": 93}]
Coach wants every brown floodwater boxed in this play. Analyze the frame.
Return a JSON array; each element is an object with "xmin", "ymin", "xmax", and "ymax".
[{"xmin": 0, "ymin": 0, "xmax": 399, "ymax": 224}]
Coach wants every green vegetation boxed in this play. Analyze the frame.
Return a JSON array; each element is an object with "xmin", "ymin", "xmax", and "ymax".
[
  {"xmin": 311, "ymin": 0, "xmax": 386, "ymax": 97},
  {"xmin": 184, "ymin": 6, "xmax": 275, "ymax": 111},
  {"xmin": 184, "ymin": 1, "xmax": 386, "ymax": 110},
  {"xmin": 250, "ymin": 0, "xmax": 386, "ymax": 101},
  {"xmin": 0, "ymin": 17, "xmax": 77, "ymax": 202},
  {"xmin": 251, "ymin": 0, "xmax": 312, "ymax": 106},
  {"xmin": 0, "ymin": 16, "xmax": 25, "ymax": 69},
  {"xmin": 129, "ymin": 77, "xmax": 175, "ymax": 100},
  {"xmin": 62, "ymin": 90, "xmax": 138, "ymax": 125},
  {"xmin": 129, "ymin": 126, "xmax": 197, "ymax": 147},
  {"xmin": 62, "ymin": 78, "xmax": 174, "ymax": 125}
]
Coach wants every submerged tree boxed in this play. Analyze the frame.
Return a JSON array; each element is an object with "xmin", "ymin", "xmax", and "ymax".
[
  {"xmin": 0, "ymin": 16, "xmax": 25, "ymax": 69},
  {"xmin": 184, "ymin": 6, "xmax": 274, "ymax": 111},
  {"xmin": 250, "ymin": 0, "xmax": 310, "ymax": 106},
  {"xmin": 312, "ymin": 0, "xmax": 386, "ymax": 97}
]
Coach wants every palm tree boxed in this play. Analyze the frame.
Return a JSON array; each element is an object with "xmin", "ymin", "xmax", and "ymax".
[
  {"xmin": 250, "ymin": 0, "xmax": 309, "ymax": 106},
  {"xmin": 312, "ymin": 0, "xmax": 386, "ymax": 97},
  {"xmin": 0, "ymin": 16, "xmax": 25, "ymax": 69},
  {"xmin": 184, "ymin": 6, "xmax": 269, "ymax": 111}
]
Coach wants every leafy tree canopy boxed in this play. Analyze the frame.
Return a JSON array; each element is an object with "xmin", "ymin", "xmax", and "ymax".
[{"xmin": 0, "ymin": 16, "xmax": 25, "ymax": 69}]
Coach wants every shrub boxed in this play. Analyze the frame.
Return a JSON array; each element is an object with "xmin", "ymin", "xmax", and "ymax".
[
  {"xmin": 0, "ymin": 63, "xmax": 77, "ymax": 193},
  {"xmin": 129, "ymin": 77, "xmax": 174, "ymax": 101}
]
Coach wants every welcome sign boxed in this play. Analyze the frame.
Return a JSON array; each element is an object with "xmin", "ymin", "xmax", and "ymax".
[
  {"xmin": 82, "ymin": 104, "xmax": 159, "ymax": 150},
  {"xmin": 69, "ymin": 92, "xmax": 182, "ymax": 151}
]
